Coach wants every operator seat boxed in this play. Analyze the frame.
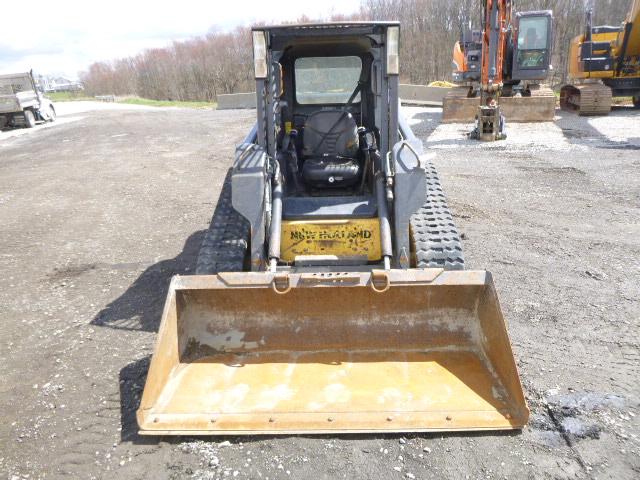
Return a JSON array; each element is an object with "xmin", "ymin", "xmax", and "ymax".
[{"xmin": 301, "ymin": 110, "xmax": 360, "ymax": 188}]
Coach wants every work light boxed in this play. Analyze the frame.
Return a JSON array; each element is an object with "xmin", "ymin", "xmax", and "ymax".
[
  {"xmin": 386, "ymin": 26, "xmax": 399, "ymax": 75},
  {"xmin": 253, "ymin": 31, "xmax": 268, "ymax": 79}
]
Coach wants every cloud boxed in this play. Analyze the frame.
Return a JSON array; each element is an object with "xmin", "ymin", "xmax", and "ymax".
[
  {"xmin": 0, "ymin": 45, "xmax": 65, "ymax": 61},
  {"xmin": 0, "ymin": 0, "xmax": 361, "ymax": 78}
]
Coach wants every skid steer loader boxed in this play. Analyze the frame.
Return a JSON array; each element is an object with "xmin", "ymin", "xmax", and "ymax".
[{"xmin": 137, "ymin": 22, "xmax": 528, "ymax": 435}]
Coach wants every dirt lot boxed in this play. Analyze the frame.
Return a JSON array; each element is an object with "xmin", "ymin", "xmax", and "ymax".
[{"xmin": 1, "ymin": 103, "xmax": 639, "ymax": 480}]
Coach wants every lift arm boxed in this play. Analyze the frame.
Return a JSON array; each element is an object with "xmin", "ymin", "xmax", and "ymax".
[{"xmin": 480, "ymin": 0, "xmax": 512, "ymax": 104}]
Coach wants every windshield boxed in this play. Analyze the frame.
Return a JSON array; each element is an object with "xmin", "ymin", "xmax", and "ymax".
[
  {"xmin": 517, "ymin": 16, "xmax": 549, "ymax": 69},
  {"xmin": 295, "ymin": 56, "xmax": 362, "ymax": 105}
]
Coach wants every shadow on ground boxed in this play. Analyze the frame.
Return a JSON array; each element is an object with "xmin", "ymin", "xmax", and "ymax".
[
  {"xmin": 120, "ymin": 356, "xmax": 152, "ymax": 442},
  {"xmin": 556, "ymin": 109, "xmax": 640, "ymax": 150},
  {"xmin": 406, "ymin": 109, "xmax": 443, "ymax": 139},
  {"xmin": 92, "ymin": 230, "xmax": 205, "ymax": 333}
]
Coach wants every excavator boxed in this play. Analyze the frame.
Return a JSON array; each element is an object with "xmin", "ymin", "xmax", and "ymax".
[
  {"xmin": 452, "ymin": 29, "xmax": 483, "ymax": 84},
  {"xmin": 444, "ymin": 1, "xmax": 555, "ymax": 140},
  {"xmin": 136, "ymin": 22, "xmax": 528, "ymax": 435},
  {"xmin": 561, "ymin": 0, "xmax": 640, "ymax": 115}
]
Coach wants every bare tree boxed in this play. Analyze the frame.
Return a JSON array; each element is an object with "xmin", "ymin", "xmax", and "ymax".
[{"xmin": 80, "ymin": 1, "xmax": 631, "ymax": 99}]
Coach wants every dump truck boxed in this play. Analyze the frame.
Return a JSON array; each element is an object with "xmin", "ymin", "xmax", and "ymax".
[
  {"xmin": 560, "ymin": 0, "xmax": 640, "ymax": 115},
  {"xmin": 0, "ymin": 71, "xmax": 56, "ymax": 129},
  {"xmin": 137, "ymin": 22, "xmax": 528, "ymax": 435},
  {"xmin": 443, "ymin": 2, "xmax": 556, "ymax": 134}
]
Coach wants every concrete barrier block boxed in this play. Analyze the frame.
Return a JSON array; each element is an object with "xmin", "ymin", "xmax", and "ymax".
[
  {"xmin": 217, "ymin": 93, "xmax": 256, "ymax": 110},
  {"xmin": 400, "ymin": 84, "xmax": 453, "ymax": 106}
]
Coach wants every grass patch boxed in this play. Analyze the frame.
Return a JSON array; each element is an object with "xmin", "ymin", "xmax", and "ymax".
[
  {"xmin": 47, "ymin": 92, "xmax": 216, "ymax": 109},
  {"xmin": 46, "ymin": 91, "xmax": 94, "ymax": 102},
  {"xmin": 117, "ymin": 97, "xmax": 216, "ymax": 109}
]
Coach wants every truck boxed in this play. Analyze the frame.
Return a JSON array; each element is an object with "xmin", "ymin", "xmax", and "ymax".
[{"xmin": 0, "ymin": 71, "xmax": 56, "ymax": 129}]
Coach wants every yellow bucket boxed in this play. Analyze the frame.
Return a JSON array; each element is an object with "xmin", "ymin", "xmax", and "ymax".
[{"xmin": 137, "ymin": 269, "xmax": 528, "ymax": 435}]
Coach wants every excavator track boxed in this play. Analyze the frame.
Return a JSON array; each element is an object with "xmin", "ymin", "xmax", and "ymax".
[
  {"xmin": 411, "ymin": 161, "xmax": 465, "ymax": 270},
  {"xmin": 560, "ymin": 83, "xmax": 612, "ymax": 116}
]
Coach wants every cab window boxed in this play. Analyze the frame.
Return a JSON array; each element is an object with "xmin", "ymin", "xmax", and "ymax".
[
  {"xmin": 295, "ymin": 56, "xmax": 362, "ymax": 105},
  {"xmin": 517, "ymin": 16, "xmax": 549, "ymax": 68}
]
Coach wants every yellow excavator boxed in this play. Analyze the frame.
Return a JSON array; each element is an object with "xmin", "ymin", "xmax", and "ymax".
[
  {"xmin": 561, "ymin": 0, "xmax": 640, "ymax": 115},
  {"xmin": 136, "ymin": 22, "xmax": 528, "ymax": 436}
]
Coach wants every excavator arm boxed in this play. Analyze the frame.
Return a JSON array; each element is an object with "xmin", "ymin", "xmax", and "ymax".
[
  {"xmin": 617, "ymin": 0, "xmax": 640, "ymax": 54},
  {"xmin": 471, "ymin": 0, "xmax": 512, "ymax": 140},
  {"xmin": 615, "ymin": 0, "xmax": 640, "ymax": 76},
  {"xmin": 480, "ymin": 0, "xmax": 511, "ymax": 93}
]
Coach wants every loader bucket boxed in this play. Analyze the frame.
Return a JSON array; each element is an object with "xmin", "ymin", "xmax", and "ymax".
[{"xmin": 137, "ymin": 269, "xmax": 528, "ymax": 435}]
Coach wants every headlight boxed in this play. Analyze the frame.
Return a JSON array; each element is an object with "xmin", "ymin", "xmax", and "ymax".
[
  {"xmin": 386, "ymin": 26, "xmax": 399, "ymax": 75},
  {"xmin": 252, "ymin": 31, "xmax": 268, "ymax": 79}
]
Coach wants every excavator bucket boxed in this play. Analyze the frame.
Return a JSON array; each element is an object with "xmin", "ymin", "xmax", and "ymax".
[{"xmin": 137, "ymin": 269, "xmax": 528, "ymax": 435}]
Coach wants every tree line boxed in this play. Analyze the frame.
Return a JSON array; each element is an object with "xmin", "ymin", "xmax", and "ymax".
[{"xmin": 80, "ymin": 0, "xmax": 631, "ymax": 100}]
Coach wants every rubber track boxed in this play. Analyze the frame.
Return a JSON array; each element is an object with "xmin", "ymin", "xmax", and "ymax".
[
  {"xmin": 195, "ymin": 169, "xmax": 250, "ymax": 274},
  {"xmin": 410, "ymin": 161, "xmax": 465, "ymax": 270}
]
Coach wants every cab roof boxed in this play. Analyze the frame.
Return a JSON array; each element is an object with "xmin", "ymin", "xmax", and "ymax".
[{"xmin": 252, "ymin": 21, "xmax": 399, "ymax": 34}]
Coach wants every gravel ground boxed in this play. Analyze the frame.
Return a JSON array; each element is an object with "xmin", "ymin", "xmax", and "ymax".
[
  {"xmin": 0, "ymin": 102, "xmax": 160, "ymax": 143},
  {"xmin": 1, "ymin": 103, "xmax": 639, "ymax": 480}
]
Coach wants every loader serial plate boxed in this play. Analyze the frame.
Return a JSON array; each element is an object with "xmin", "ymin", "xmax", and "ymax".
[{"xmin": 281, "ymin": 219, "xmax": 381, "ymax": 262}]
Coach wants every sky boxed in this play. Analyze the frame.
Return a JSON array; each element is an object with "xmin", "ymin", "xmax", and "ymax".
[{"xmin": 0, "ymin": 0, "xmax": 361, "ymax": 79}]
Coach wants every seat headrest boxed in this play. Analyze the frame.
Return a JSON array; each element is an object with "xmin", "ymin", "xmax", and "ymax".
[{"xmin": 302, "ymin": 110, "xmax": 359, "ymax": 158}]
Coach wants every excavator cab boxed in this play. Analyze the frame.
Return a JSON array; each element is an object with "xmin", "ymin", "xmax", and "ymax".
[{"xmin": 512, "ymin": 11, "xmax": 554, "ymax": 81}]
